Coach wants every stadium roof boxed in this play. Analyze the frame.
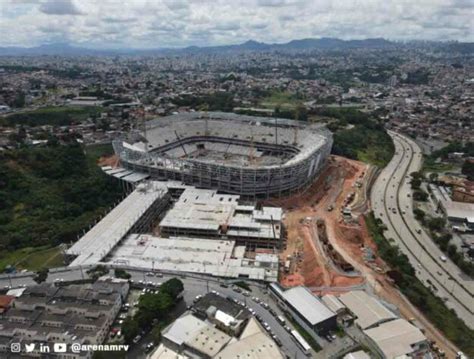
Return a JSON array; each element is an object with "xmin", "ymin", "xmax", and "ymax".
[
  {"xmin": 124, "ymin": 111, "xmax": 331, "ymax": 170},
  {"xmin": 339, "ymin": 291, "xmax": 397, "ymax": 329}
]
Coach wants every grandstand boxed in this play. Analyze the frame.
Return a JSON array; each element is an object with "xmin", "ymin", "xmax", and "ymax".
[{"xmin": 113, "ymin": 112, "xmax": 333, "ymax": 198}]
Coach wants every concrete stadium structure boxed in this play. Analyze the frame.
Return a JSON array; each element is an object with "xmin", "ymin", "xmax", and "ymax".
[{"xmin": 113, "ymin": 112, "xmax": 333, "ymax": 198}]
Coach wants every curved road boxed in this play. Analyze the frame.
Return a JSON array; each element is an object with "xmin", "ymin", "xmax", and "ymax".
[{"xmin": 371, "ymin": 131, "xmax": 474, "ymax": 328}]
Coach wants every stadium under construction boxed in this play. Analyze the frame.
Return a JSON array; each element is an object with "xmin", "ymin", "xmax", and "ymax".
[{"xmin": 112, "ymin": 112, "xmax": 333, "ymax": 199}]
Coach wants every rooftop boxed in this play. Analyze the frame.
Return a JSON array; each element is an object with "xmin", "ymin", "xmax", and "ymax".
[
  {"xmin": 363, "ymin": 318, "xmax": 427, "ymax": 358},
  {"xmin": 159, "ymin": 187, "xmax": 282, "ymax": 239},
  {"xmin": 119, "ymin": 111, "xmax": 331, "ymax": 170},
  {"xmin": 108, "ymin": 234, "xmax": 278, "ymax": 281},
  {"xmin": 66, "ymin": 181, "xmax": 168, "ymax": 266},
  {"xmin": 271, "ymin": 284, "xmax": 335, "ymax": 325},
  {"xmin": 338, "ymin": 291, "xmax": 397, "ymax": 329}
]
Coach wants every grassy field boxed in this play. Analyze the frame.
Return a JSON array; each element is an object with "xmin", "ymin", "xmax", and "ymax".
[
  {"xmin": 422, "ymin": 157, "xmax": 456, "ymax": 173},
  {"xmin": 260, "ymin": 91, "xmax": 302, "ymax": 110},
  {"xmin": 356, "ymin": 147, "xmax": 394, "ymax": 168},
  {"xmin": 85, "ymin": 143, "xmax": 116, "ymax": 162},
  {"xmin": 1, "ymin": 106, "xmax": 103, "ymax": 127},
  {"xmin": 0, "ymin": 246, "xmax": 64, "ymax": 272}
]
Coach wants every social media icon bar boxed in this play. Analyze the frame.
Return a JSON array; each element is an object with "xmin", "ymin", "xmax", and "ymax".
[{"xmin": 54, "ymin": 343, "xmax": 67, "ymax": 353}]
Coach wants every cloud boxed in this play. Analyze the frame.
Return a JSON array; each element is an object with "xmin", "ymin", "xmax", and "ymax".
[
  {"xmin": 0, "ymin": 0, "xmax": 472, "ymax": 48},
  {"xmin": 257, "ymin": 0, "xmax": 300, "ymax": 7},
  {"xmin": 39, "ymin": 0, "xmax": 83, "ymax": 15},
  {"xmin": 102, "ymin": 17, "xmax": 137, "ymax": 24}
]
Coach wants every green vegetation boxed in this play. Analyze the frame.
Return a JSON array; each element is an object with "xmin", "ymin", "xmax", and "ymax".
[
  {"xmin": 114, "ymin": 268, "xmax": 131, "ymax": 280},
  {"xmin": 409, "ymin": 169, "xmax": 474, "ymax": 277},
  {"xmin": 33, "ymin": 268, "xmax": 49, "ymax": 283},
  {"xmin": 171, "ymin": 92, "xmax": 234, "ymax": 112},
  {"xmin": 413, "ymin": 208, "xmax": 426, "ymax": 222},
  {"xmin": 260, "ymin": 90, "xmax": 303, "ymax": 110},
  {"xmin": 419, "ymin": 216, "xmax": 474, "ymax": 277},
  {"xmin": 365, "ymin": 212, "xmax": 474, "ymax": 356},
  {"xmin": 422, "ymin": 157, "xmax": 455, "ymax": 173},
  {"xmin": 401, "ymin": 69, "xmax": 430, "ymax": 85},
  {"xmin": 122, "ymin": 278, "xmax": 184, "ymax": 344},
  {"xmin": 413, "ymin": 190, "xmax": 428, "ymax": 201},
  {"xmin": 87, "ymin": 265, "xmax": 110, "ymax": 280},
  {"xmin": 1, "ymin": 106, "xmax": 103, "ymax": 127},
  {"xmin": 0, "ymin": 245, "xmax": 63, "ymax": 272},
  {"xmin": 321, "ymin": 107, "xmax": 394, "ymax": 167},
  {"xmin": 423, "ymin": 141, "xmax": 474, "ymax": 173},
  {"xmin": 410, "ymin": 171, "xmax": 423, "ymax": 189},
  {"xmin": 0, "ymin": 142, "xmax": 123, "ymax": 271},
  {"xmin": 17, "ymin": 246, "xmax": 64, "ymax": 270},
  {"xmin": 462, "ymin": 160, "xmax": 474, "ymax": 181}
]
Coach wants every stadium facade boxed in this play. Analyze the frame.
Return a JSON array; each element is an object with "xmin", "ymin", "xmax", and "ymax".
[{"xmin": 113, "ymin": 112, "xmax": 333, "ymax": 198}]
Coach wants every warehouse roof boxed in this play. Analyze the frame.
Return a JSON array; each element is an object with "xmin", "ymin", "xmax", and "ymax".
[
  {"xmin": 162, "ymin": 313, "xmax": 209, "ymax": 346},
  {"xmin": 343, "ymin": 350, "xmax": 371, "ymax": 359},
  {"xmin": 273, "ymin": 285, "xmax": 335, "ymax": 325},
  {"xmin": 321, "ymin": 294, "xmax": 346, "ymax": 314},
  {"xmin": 444, "ymin": 201, "xmax": 474, "ymax": 221},
  {"xmin": 338, "ymin": 291, "xmax": 396, "ymax": 329},
  {"xmin": 363, "ymin": 318, "xmax": 427, "ymax": 358},
  {"xmin": 215, "ymin": 317, "xmax": 284, "ymax": 359}
]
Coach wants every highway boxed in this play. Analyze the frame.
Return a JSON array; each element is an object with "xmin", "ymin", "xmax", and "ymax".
[{"xmin": 371, "ymin": 131, "xmax": 474, "ymax": 329}]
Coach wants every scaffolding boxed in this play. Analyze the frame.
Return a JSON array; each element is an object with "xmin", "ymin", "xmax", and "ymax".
[{"xmin": 113, "ymin": 112, "xmax": 333, "ymax": 199}]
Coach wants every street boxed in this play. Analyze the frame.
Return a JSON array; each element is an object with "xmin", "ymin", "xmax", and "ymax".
[{"xmin": 371, "ymin": 131, "xmax": 474, "ymax": 328}]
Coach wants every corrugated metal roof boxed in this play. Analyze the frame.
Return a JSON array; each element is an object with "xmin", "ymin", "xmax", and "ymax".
[
  {"xmin": 282, "ymin": 286, "xmax": 335, "ymax": 325},
  {"xmin": 339, "ymin": 291, "xmax": 396, "ymax": 329},
  {"xmin": 363, "ymin": 318, "xmax": 426, "ymax": 358}
]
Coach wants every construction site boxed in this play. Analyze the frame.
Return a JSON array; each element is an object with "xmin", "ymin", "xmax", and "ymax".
[
  {"xmin": 92, "ymin": 113, "xmax": 459, "ymax": 356},
  {"xmin": 112, "ymin": 112, "xmax": 333, "ymax": 199}
]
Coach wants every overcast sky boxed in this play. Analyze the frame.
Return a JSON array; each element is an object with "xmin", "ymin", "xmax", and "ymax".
[{"xmin": 1, "ymin": 0, "xmax": 472, "ymax": 48}]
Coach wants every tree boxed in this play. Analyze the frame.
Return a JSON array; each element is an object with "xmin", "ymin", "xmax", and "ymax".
[
  {"xmin": 461, "ymin": 160, "xmax": 474, "ymax": 181},
  {"xmin": 12, "ymin": 92, "xmax": 26, "ymax": 108},
  {"xmin": 121, "ymin": 317, "xmax": 139, "ymax": 344},
  {"xmin": 413, "ymin": 190, "xmax": 428, "ymax": 201},
  {"xmin": 87, "ymin": 265, "xmax": 109, "ymax": 280},
  {"xmin": 413, "ymin": 208, "xmax": 426, "ymax": 222},
  {"xmin": 295, "ymin": 104, "xmax": 308, "ymax": 122},
  {"xmin": 160, "ymin": 278, "xmax": 184, "ymax": 299},
  {"xmin": 114, "ymin": 268, "xmax": 131, "ymax": 280},
  {"xmin": 34, "ymin": 268, "xmax": 49, "ymax": 283},
  {"xmin": 428, "ymin": 172, "xmax": 439, "ymax": 182},
  {"xmin": 411, "ymin": 177, "xmax": 422, "ymax": 190},
  {"xmin": 426, "ymin": 217, "xmax": 446, "ymax": 232}
]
